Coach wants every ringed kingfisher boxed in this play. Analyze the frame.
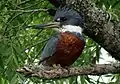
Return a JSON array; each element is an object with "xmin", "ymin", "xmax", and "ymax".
[{"xmin": 26, "ymin": 7, "xmax": 85, "ymax": 70}]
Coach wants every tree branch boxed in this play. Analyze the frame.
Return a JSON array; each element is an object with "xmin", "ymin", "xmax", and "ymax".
[
  {"xmin": 48, "ymin": 0, "xmax": 120, "ymax": 61},
  {"xmin": 16, "ymin": 63, "xmax": 120, "ymax": 79}
]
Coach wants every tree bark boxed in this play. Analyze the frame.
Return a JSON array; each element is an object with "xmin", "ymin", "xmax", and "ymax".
[
  {"xmin": 17, "ymin": 63, "xmax": 120, "ymax": 79},
  {"xmin": 48, "ymin": 0, "xmax": 120, "ymax": 61}
]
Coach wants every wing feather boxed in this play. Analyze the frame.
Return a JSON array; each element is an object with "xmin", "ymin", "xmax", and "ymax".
[{"xmin": 39, "ymin": 33, "xmax": 59, "ymax": 64}]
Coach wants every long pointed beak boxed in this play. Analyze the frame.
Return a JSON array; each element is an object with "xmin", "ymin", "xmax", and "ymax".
[{"xmin": 25, "ymin": 22, "xmax": 60, "ymax": 29}]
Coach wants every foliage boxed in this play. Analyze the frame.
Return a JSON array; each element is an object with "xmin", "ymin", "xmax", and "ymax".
[{"xmin": 0, "ymin": 0, "xmax": 120, "ymax": 84}]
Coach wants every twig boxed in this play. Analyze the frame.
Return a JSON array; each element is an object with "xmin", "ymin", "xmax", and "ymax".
[{"xmin": 8, "ymin": 9, "xmax": 48, "ymax": 13}]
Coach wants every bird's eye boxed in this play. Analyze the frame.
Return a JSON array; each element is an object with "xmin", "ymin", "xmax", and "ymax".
[
  {"xmin": 56, "ymin": 17, "xmax": 67, "ymax": 22},
  {"xmin": 60, "ymin": 17, "xmax": 67, "ymax": 21}
]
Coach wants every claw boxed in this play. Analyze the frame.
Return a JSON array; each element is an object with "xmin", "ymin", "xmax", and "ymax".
[{"xmin": 52, "ymin": 64, "xmax": 63, "ymax": 69}]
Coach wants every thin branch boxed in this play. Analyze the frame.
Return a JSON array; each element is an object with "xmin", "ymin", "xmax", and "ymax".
[
  {"xmin": 8, "ymin": 9, "xmax": 48, "ymax": 13},
  {"xmin": 16, "ymin": 63, "xmax": 120, "ymax": 79},
  {"xmin": 17, "ymin": 0, "xmax": 31, "ymax": 6}
]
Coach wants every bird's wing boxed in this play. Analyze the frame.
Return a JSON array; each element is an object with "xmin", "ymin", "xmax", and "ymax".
[{"xmin": 39, "ymin": 33, "xmax": 59, "ymax": 64}]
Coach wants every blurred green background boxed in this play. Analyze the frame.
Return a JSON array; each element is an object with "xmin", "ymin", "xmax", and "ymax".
[{"xmin": 0, "ymin": 0, "xmax": 120, "ymax": 84}]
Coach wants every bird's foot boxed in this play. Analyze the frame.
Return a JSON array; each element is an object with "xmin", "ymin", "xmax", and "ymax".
[
  {"xmin": 52, "ymin": 64, "xmax": 63, "ymax": 69},
  {"xmin": 53, "ymin": 64, "xmax": 69, "ymax": 73}
]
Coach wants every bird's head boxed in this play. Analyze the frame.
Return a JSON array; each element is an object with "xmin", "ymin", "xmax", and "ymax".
[
  {"xmin": 26, "ymin": 7, "xmax": 84, "ymax": 34},
  {"xmin": 54, "ymin": 7, "xmax": 83, "ymax": 27}
]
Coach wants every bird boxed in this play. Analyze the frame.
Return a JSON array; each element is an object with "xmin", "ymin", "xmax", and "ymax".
[{"xmin": 26, "ymin": 7, "xmax": 85, "ymax": 70}]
